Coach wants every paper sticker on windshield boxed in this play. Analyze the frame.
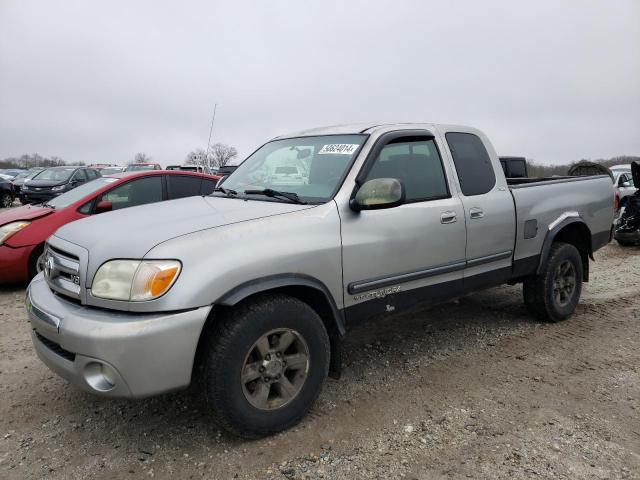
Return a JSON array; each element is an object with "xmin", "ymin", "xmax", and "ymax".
[{"xmin": 318, "ymin": 144, "xmax": 359, "ymax": 155}]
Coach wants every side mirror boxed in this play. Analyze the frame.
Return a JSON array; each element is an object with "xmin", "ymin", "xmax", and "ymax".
[
  {"xmin": 350, "ymin": 178, "xmax": 405, "ymax": 212},
  {"xmin": 620, "ymin": 180, "xmax": 632, "ymax": 188},
  {"xmin": 95, "ymin": 200, "xmax": 113, "ymax": 213}
]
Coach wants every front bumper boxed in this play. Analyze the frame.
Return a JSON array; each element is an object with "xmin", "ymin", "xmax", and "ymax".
[
  {"xmin": 21, "ymin": 191, "xmax": 59, "ymax": 203},
  {"xmin": 614, "ymin": 230, "xmax": 640, "ymax": 244},
  {"xmin": 27, "ymin": 274, "xmax": 212, "ymax": 398}
]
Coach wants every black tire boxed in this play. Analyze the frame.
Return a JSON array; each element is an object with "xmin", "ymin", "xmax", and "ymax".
[
  {"xmin": 0, "ymin": 192, "xmax": 13, "ymax": 208},
  {"xmin": 28, "ymin": 244, "xmax": 45, "ymax": 280},
  {"xmin": 200, "ymin": 294, "xmax": 330, "ymax": 438},
  {"xmin": 522, "ymin": 242, "xmax": 583, "ymax": 322}
]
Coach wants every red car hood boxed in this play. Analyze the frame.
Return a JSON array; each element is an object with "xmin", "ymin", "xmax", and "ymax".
[{"xmin": 0, "ymin": 204, "xmax": 54, "ymax": 224}]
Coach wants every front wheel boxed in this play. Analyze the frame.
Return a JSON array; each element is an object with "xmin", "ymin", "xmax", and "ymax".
[
  {"xmin": 200, "ymin": 294, "xmax": 330, "ymax": 438},
  {"xmin": 523, "ymin": 242, "xmax": 583, "ymax": 322},
  {"xmin": 0, "ymin": 193, "xmax": 13, "ymax": 208}
]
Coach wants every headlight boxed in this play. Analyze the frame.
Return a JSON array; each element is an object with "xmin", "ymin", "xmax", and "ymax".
[
  {"xmin": 0, "ymin": 221, "xmax": 31, "ymax": 246},
  {"xmin": 91, "ymin": 260, "xmax": 181, "ymax": 301},
  {"xmin": 51, "ymin": 185, "xmax": 66, "ymax": 191}
]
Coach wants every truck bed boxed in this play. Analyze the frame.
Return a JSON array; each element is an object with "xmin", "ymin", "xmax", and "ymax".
[{"xmin": 508, "ymin": 174, "xmax": 614, "ymax": 264}]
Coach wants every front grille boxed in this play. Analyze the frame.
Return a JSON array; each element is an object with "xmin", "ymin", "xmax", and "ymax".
[
  {"xmin": 35, "ymin": 331, "xmax": 76, "ymax": 362},
  {"xmin": 43, "ymin": 245, "xmax": 82, "ymax": 300}
]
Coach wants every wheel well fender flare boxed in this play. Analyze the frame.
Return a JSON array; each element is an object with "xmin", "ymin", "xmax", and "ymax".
[
  {"xmin": 216, "ymin": 274, "xmax": 346, "ymax": 337},
  {"xmin": 537, "ymin": 216, "xmax": 592, "ymax": 280}
]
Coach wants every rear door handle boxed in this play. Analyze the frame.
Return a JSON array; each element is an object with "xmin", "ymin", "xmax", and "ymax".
[
  {"xmin": 441, "ymin": 211, "xmax": 457, "ymax": 224},
  {"xmin": 469, "ymin": 207, "xmax": 484, "ymax": 219}
]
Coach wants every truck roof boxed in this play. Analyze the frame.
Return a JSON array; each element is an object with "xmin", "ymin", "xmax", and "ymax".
[{"xmin": 273, "ymin": 122, "xmax": 480, "ymax": 139}]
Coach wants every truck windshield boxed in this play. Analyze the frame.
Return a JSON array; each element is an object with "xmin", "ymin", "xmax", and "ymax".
[{"xmin": 217, "ymin": 134, "xmax": 366, "ymax": 203}]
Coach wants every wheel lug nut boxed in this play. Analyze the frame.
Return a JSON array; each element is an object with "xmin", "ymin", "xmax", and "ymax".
[
  {"xmin": 259, "ymin": 366, "xmax": 265, "ymax": 373},
  {"xmin": 276, "ymin": 352, "xmax": 281, "ymax": 358},
  {"xmin": 263, "ymin": 376, "xmax": 269, "ymax": 382},
  {"xmin": 265, "ymin": 354, "xmax": 271, "ymax": 360}
]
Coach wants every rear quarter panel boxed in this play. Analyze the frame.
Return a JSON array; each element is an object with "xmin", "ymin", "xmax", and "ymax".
[{"xmin": 510, "ymin": 176, "xmax": 614, "ymax": 261}]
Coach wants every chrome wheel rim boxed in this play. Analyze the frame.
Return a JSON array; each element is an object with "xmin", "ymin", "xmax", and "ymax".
[
  {"xmin": 553, "ymin": 260, "xmax": 576, "ymax": 307},
  {"xmin": 241, "ymin": 328, "xmax": 309, "ymax": 411}
]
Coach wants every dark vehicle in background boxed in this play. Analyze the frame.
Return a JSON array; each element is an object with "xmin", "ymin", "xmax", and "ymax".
[
  {"xmin": 12, "ymin": 168, "xmax": 45, "ymax": 202},
  {"xmin": 0, "ymin": 170, "xmax": 221, "ymax": 284},
  {"xmin": 614, "ymin": 161, "xmax": 640, "ymax": 246},
  {"xmin": 0, "ymin": 178, "xmax": 15, "ymax": 207},
  {"xmin": 216, "ymin": 156, "xmax": 243, "ymax": 177},
  {"xmin": 499, "ymin": 156, "xmax": 528, "ymax": 178},
  {"xmin": 21, "ymin": 167, "xmax": 101, "ymax": 204},
  {"xmin": 124, "ymin": 163, "xmax": 162, "ymax": 172}
]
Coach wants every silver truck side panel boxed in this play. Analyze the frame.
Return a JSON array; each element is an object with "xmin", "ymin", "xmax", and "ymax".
[{"xmin": 510, "ymin": 176, "xmax": 614, "ymax": 261}]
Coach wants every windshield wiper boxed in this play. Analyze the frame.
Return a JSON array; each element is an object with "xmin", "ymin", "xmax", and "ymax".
[
  {"xmin": 42, "ymin": 202, "xmax": 55, "ymax": 209},
  {"xmin": 213, "ymin": 187, "xmax": 238, "ymax": 196},
  {"xmin": 244, "ymin": 188, "xmax": 307, "ymax": 204}
]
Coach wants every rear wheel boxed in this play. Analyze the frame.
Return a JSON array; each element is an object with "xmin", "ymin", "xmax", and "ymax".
[
  {"xmin": 200, "ymin": 294, "xmax": 330, "ymax": 438},
  {"xmin": 523, "ymin": 242, "xmax": 583, "ymax": 322},
  {"xmin": 0, "ymin": 192, "xmax": 13, "ymax": 208}
]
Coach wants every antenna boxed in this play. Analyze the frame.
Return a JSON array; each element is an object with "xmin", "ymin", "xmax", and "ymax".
[{"xmin": 205, "ymin": 103, "xmax": 218, "ymax": 168}]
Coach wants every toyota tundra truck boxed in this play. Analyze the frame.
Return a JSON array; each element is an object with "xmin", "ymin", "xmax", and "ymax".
[{"xmin": 25, "ymin": 123, "xmax": 614, "ymax": 437}]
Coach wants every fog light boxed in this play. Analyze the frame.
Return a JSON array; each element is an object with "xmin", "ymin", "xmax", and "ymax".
[{"xmin": 83, "ymin": 362, "xmax": 117, "ymax": 392}]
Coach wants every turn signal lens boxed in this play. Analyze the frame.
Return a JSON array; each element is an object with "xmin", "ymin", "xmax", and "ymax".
[{"xmin": 130, "ymin": 261, "xmax": 181, "ymax": 301}]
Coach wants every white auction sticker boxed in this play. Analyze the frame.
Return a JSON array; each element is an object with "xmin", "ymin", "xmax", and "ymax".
[{"xmin": 318, "ymin": 144, "xmax": 359, "ymax": 155}]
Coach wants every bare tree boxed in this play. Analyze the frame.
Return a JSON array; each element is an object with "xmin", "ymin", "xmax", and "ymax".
[
  {"xmin": 209, "ymin": 143, "xmax": 238, "ymax": 168},
  {"xmin": 185, "ymin": 143, "xmax": 238, "ymax": 169},
  {"xmin": 185, "ymin": 148, "xmax": 208, "ymax": 166},
  {"xmin": 130, "ymin": 152, "xmax": 151, "ymax": 164}
]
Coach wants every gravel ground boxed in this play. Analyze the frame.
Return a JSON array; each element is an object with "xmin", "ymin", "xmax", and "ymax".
[{"xmin": 1, "ymin": 236, "xmax": 639, "ymax": 479}]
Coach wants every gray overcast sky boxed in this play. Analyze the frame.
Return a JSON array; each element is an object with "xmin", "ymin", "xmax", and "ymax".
[{"xmin": 1, "ymin": 0, "xmax": 639, "ymax": 166}]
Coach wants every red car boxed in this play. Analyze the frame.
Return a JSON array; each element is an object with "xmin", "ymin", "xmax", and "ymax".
[{"xmin": 0, "ymin": 170, "xmax": 220, "ymax": 284}]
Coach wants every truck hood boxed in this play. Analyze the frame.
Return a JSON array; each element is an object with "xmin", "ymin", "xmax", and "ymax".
[
  {"xmin": 0, "ymin": 204, "xmax": 54, "ymax": 225},
  {"xmin": 53, "ymin": 195, "xmax": 312, "ymax": 259}
]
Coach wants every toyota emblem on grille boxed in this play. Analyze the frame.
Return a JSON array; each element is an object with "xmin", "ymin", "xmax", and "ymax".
[{"xmin": 44, "ymin": 255, "xmax": 55, "ymax": 278}]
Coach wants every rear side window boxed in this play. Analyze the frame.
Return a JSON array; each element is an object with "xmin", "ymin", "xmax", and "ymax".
[
  {"xmin": 445, "ymin": 133, "xmax": 496, "ymax": 196},
  {"xmin": 73, "ymin": 169, "xmax": 88, "ymax": 181},
  {"xmin": 364, "ymin": 138, "xmax": 449, "ymax": 202},
  {"xmin": 200, "ymin": 179, "xmax": 217, "ymax": 195},
  {"xmin": 166, "ymin": 175, "xmax": 203, "ymax": 199},
  {"xmin": 101, "ymin": 176, "xmax": 163, "ymax": 210}
]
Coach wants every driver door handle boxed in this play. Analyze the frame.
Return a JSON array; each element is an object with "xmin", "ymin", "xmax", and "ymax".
[
  {"xmin": 441, "ymin": 211, "xmax": 457, "ymax": 224},
  {"xmin": 469, "ymin": 207, "xmax": 484, "ymax": 219}
]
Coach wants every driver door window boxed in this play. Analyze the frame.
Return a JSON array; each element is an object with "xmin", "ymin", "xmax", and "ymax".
[{"xmin": 363, "ymin": 138, "xmax": 449, "ymax": 202}]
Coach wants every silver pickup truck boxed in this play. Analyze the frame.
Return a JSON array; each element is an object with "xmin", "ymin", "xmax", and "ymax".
[{"xmin": 26, "ymin": 123, "xmax": 614, "ymax": 437}]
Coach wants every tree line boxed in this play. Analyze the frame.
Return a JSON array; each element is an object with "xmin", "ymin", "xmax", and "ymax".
[{"xmin": 1, "ymin": 143, "xmax": 239, "ymax": 170}]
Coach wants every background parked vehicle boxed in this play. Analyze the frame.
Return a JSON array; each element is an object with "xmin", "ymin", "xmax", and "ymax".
[
  {"xmin": 98, "ymin": 166, "xmax": 125, "ymax": 175},
  {"xmin": 0, "ymin": 178, "xmax": 15, "ymax": 207},
  {"xmin": 25, "ymin": 123, "xmax": 614, "ymax": 438},
  {"xmin": 614, "ymin": 161, "xmax": 640, "ymax": 246},
  {"xmin": 21, "ymin": 166, "xmax": 101, "ymax": 204},
  {"xmin": 11, "ymin": 168, "xmax": 45, "ymax": 202},
  {"xmin": 124, "ymin": 163, "xmax": 162, "ymax": 172},
  {"xmin": 0, "ymin": 168, "xmax": 26, "ymax": 179},
  {"xmin": 0, "ymin": 170, "xmax": 220, "ymax": 284},
  {"xmin": 610, "ymin": 164, "xmax": 635, "ymax": 210},
  {"xmin": 166, "ymin": 164, "xmax": 214, "ymax": 174}
]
